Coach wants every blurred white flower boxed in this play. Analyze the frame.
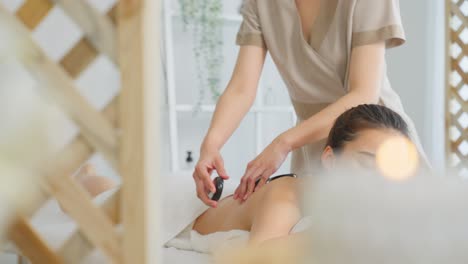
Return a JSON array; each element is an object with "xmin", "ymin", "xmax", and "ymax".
[
  {"xmin": 305, "ymin": 170, "xmax": 468, "ymax": 264},
  {"xmin": 0, "ymin": 161, "xmax": 37, "ymax": 242},
  {"xmin": 0, "ymin": 58, "xmax": 64, "ymax": 241}
]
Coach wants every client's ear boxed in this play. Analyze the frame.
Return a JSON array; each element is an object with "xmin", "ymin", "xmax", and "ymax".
[{"xmin": 321, "ymin": 146, "xmax": 336, "ymax": 170}]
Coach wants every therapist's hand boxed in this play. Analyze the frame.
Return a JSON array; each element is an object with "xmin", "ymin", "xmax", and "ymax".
[
  {"xmin": 193, "ymin": 149, "xmax": 229, "ymax": 208},
  {"xmin": 234, "ymin": 136, "xmax": 291, "ymax": 202}
]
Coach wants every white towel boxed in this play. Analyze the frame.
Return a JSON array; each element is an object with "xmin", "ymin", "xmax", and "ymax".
[
  {"xmin": 161, "ymin": 174, "xmax": 238, "ymax": 246},
  {"xmin": 165, "ymin": 216, "xmax": 314, "ymax": 254},
  {"xmin": 166, "ymin": 223, "xmax": 250, "ymax": 254}
]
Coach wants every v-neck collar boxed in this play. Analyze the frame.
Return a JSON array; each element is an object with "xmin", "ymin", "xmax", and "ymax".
[{"xmin": 293, "ymin": 0, "xmax": 338, "ymax": 51}]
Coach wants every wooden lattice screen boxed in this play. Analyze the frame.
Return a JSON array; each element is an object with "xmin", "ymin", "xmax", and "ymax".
[
  {"xmin": 448, "ymin": 0, "xmax": 468, "ymax": 176},
  {"xmin": 0, "ymin": 0, "xmax": 160, "ymax": 263}
]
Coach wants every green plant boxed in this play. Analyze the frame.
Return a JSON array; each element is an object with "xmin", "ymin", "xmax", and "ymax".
[{"xmin": 178, "ymin": 0, "xmax": 224, "ymax": 110}]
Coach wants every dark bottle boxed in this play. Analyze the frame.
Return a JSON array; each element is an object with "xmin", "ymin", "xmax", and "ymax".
[{"xmin": 185, "ymin": 151, "xmax": 194, "ymax": 170}]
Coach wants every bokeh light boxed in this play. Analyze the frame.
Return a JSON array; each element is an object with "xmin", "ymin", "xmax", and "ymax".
[{"xmin": 376, "ymin": 136, "xmax": 419, "ymax": 181}]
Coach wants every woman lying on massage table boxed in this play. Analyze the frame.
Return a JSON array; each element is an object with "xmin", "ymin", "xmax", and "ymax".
[
  {"xmin": 192, "ymin": 103, "xmax": 414, "ymax": 246},
  {"xmin": 75, "ymin": 104, "xmax": 414, "ymax": 249}
]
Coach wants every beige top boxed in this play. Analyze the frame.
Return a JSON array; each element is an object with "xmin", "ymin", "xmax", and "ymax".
[{"xmin": 236, "ymin": 0, "xmax": 428, "ymax": 175}]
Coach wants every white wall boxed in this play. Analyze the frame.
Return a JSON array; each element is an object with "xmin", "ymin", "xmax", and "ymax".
[
  {"xmin": 0, "ymin": 254, "xmax": 18, "ymax": 264},
  {"xmin": 387, "ymin": 0, "xmax": 446, "ymax": 170}
]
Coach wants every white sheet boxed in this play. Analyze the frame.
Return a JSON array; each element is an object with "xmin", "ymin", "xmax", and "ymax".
[
  {"xmin": 162, "ymin": 247, "xmax": 210, "ymax": 264},
  {"xmin": 160, "ymin": 174, "xmax": 238, "ymax": 245},
  {"xmin": 165, "ymin": 215, "xmax": 314, "ymax": 254},
  {"xmin": 166, "ymin": 225, "xmax": 249, "ymax": 254},
  {"xmin": 80, "ymin": 247, "xmax": 210, "ymax": 264}
]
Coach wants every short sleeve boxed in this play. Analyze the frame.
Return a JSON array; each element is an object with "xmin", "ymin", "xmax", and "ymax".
[
  {"xmin": 352, "ymin": 0, "xmax": 406, "ymax": 49},
  {"xmin": 236, "ymin": 0, "xmax": 267, "ymax": 49}
]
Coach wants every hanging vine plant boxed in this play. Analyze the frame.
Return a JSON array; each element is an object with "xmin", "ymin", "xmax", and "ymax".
[{"xmin": 178, "ymin": 0, "xmax": 224, "ymax": 110}]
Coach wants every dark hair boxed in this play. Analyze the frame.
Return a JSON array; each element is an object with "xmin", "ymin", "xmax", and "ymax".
[{"xmin": 326, "ymin": 104, "xmax": 410, "ymax": 151}]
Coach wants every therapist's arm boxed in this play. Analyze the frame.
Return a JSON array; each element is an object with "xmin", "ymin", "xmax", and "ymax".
[
  {"xmin": 236, "ymin": 42, "xmax": 385, "ymax": 201},
  {"xmin": 194, "ymin": 45, "xmax": 267, "ymax": 207},
  {"xmin": 281, "ymin": 42, "xmax": 385, "ymax": 149}
]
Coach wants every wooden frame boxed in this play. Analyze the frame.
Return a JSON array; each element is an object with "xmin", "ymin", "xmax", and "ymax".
[
  {"xmin": 446, "ymin": 0, "xmax": 468, "ymax": 174},
  {"xmin": 446, "ymin": 0, "xmax": 451, "ymax": 161},
  {"xmin": 0, "ymin": 0, "xmax": 160, "ymax": 263},
  {"xmin": 119, "ymin": 0, "xmax": 161, "ymax": 262}
]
